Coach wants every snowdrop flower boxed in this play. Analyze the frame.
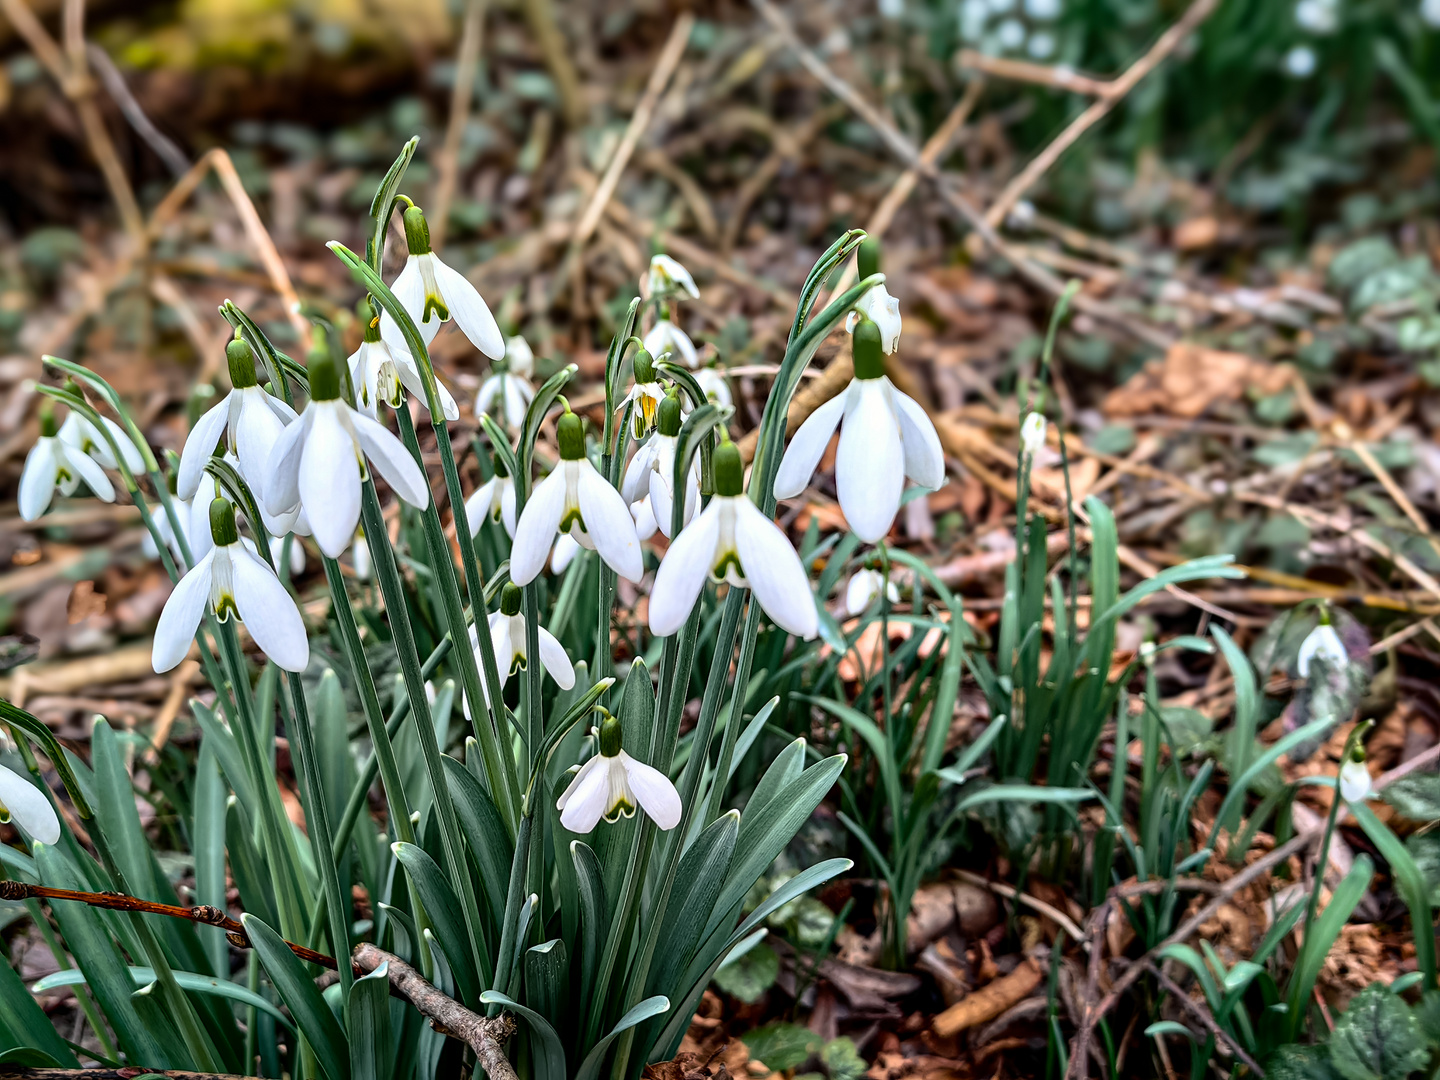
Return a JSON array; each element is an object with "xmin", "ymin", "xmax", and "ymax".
[
  {"xmin": 996, "ymin": 17, "xmax": 1026, "ymax": 49},
  {"xmin": 476, "ymin": 365, "xmax": 535, "ymax": 432},
  {"xmin": 623, "ymin": 349, "xmax": 667, "ymax": 440},
  {"xmin": 1295, "ymin": 0, "xmax": 1338, "ymax": 32},
  {"xmin": 651, "ymin": 439, "xmax": 817, "ymax": 639},
  {"xmin": 1298, "ymin": 617, "xmax": 1347, "ymax": 677},
  {"xmin": 633, "ymin": 496, "xmax": 658, "ymax": 540},
  {"xmin": 621, "ymin": 391, "xmax": 699, "ymax": 539},
  {"xmin": 270, "ymin": 535, "xmax": 306, "ymax": 577},
  {"xmin": 57, "ymin": 406, "xmax": 145, "ymax": 476},
  {"xmin": 1284, "ymin": 44, "xmax": 1317, "ymax": 77},
  {"xmin": 264, "ymin": 350, "xmax": 431, "ymax": 559},
  {"xmin": 19, "ymin": 404, "xmax": 116, "ymax": 521},
  {"xmin": 844, "ymin": 237, "xmax": 902, "ymax": 354},
  {"xmin": 466, "ymin": 455, "xmax": 517, "ymax": 538},
  {"xmin": 178, "ymin": 339, "xmax": 299, "ymax": 502},
  {"xmin": 552, "ymin": 533, "xmax": 581, "ymax": 575},
  {"xmin": 504, "ymin": 334, "xmax": 536, "ymax": 379},
  {"xmin": 351, "ymin": 300, "xmax": 460, "ymax": 422},
  {"xmin": 511, "ymin": 406, "xmax": 643, "ymax": 585},
  {"xmin": 846, "ymin": 569, "xmax": 900, "ymax": 616},
  {"xmin": 557, "ymin": 713, "xmax": 680, "ymax": 833},
  {"xmin": 352, "ymin": 531, "xmax": 372, "ymax": 582},
  {"xmin": 479, "ymin": 583, "xmax": 575, "ymax": 702},
  {"xmin": 696, "ymin": 366, "xmax": 733, "ymax": 408},
  {"xmin": 647, "ymin": 254, "xmax": 700, "ymax": 301},
  {"xmin": 643, "ymin": 318, "xmax": 699, "ymax": 369},
  {"xmin": 773, "ymin": 318, "xmax": 944, "ymax": 544},
  {"xmin": 380, "ymin": 204, "xmax": 504, "ymax": 362},
  {"xmin": 1424, "ymin": 0, "xmax": 1440, "ymax": 28},
  {"xmin": 0, "ymin": 764, "xmax": 60, "ymax": 845},
  {"xmin": 1339, "ymin": 750, "xmax": 1372, "ymax": 804},
  {"xmin": 152, "ymin": 498, "xmax": 309, "ymax": 673},
  {"xmin": 1021, "ymin": 411, "xmax": 1048, "ymax": 459}
]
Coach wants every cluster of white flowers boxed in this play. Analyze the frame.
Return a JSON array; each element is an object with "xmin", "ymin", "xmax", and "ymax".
[
  {"xmin": 642, "ymin": 254, "xmax": 702, "ymax": 369},
  {"xmin": 959, "ymin": 0, "xmax": 1065, "ymax": 60}
]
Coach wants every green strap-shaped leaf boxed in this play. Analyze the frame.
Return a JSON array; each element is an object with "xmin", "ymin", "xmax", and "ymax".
[
  {"xmin": 32, "ymin": 967, "xmax": 294, "ymax": 1033},
  {"xmin": 575, "ymin": 996, "xmax": 669, "ymax": 1080},
  {"xmin": 480, "ymin": 991, "xmax": 565, "ymax": 1080},
  {"xmin": 242, "ymin": 914, "xmax": 350, "ymax": 1080},
  {"xmin": 391, "ymin": 842, "xmax": 486, "ymax": 1003},
  {"xmin": 367, "ymin": 138, "xmax": 418, "ymax": 271},
  {"xmin": 0, "ymin": 948, "xmax": 77, "ymax": 1065},
  {"xmin": 442, "ymin": 756, "xmax": 514, "ymax": 938},
  {"xmin": 345, "ymin": 963, "xmax": 395, "ymax": 1080},
  {"xmin": 1286, "ymin": 854, "xmax": 1374, "ymax": 1039}
]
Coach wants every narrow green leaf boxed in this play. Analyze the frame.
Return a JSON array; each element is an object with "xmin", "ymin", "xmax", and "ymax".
[
  {"xmin": 32, "ymin": 968, "xmax": 294, "ymax": 1033},
  {"xmin": 243, "ymin": 914, "xmax": 350, "ymax": 1080},
  {"xmin": 346, "ymin": 963, "xmax": 395, "ymax": 1080},
  {"xmin": 392, "ymin": 842, "xmax": 486, "ymax": 1003},
  {"xmin": 480, "ymin": 991, "xmax": 565, "ymax": 1080}
]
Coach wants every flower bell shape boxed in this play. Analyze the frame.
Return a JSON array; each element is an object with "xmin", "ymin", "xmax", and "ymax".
[
  {"xmin": 843, "ymin": 238, "xmax": 902, "ymax": 354},
  {"xmin": 20, "ymin": 404, "xmax": 117, "ymax": 520},
  {"xmin": 1339, "ymin": 749, "xmax": 1372, "ymax": 804},
  {"xmin": 57, "ymin": 402, "xmax": 145, "ymax": 476},
  {"xmin": 352, "ymin": 531, "xmax": 372, "ymax": 582},
  {"xmin": 1020, "ymin": 412, "xmax": 1047, "ymax": 459},
  {"xmin": 557, "ymin": 713, "xmax": 681, "ymax": 833},
  {"xmin": 650, "ymin": 439, "xmax": 817, "ymax": 639},
  {"xmin": 511, "ymin": 406, "xmax": 643, "ymax": 585},
  {"xmin": 504, "ymin": 334, "xmax": 536, "ymax": 379},
  {"xmin": 696, "ymin": 366, "xmax": 732, "ymax": 408},
  {"xmin": 552, "ymin": 532, "xmax": 580, "ymax": 575},
  {"xmin": 380, "ymin": 204, "xmax": 504, "ymax": 361},
  {"xmin": 478, "ymin": 583, "xmax": 575, "ymax": 703},
  {"xmin": 643, "ymin": 318, "xmax": 699, "ymax": 369},
  {"xmin": 270, "ymin": 534, "xmax": 306, "ymax": 577},
  {"xmin": 647, "ymin": 254, "xmax": 700, "ymax": 301},
  {"xmin": 178, "ymin": 338, "xmax": 299, "ymax": 501},
  {"xmin": 144, "ymin": 471, "xmax": 210, "ymax": 568},
  {"xmin": 621, "ymin": 391, "xmax": 698, "ymax": 539},
  {"xmin": 352, "ymin": 298, "xmax": 461, "ymax": 422},
  {"xmin": 633, "ymin": 495, "xmax": 658, "ymax": 540},
  {"xmin": 264, "ymin": 350, "xmax": 432, "ymax": 559},
  {"xmin": 153, "ymin": 498, "xmax": 309, "ymax": 673},
  {"xmin": 0, "ymin": 763, "xmax": 60, "ymax": 845},
  {"xmin": 845, "ymin": 568, "xmax": 900, "ymax": 616},
  {"xmin": 477, "ymin": 365, "xmax": 534, "ymax": 431},
  {"xmin": 773, "ymin": 318, "xmax": 944, "ymax": 544},
  {"xmin": 622, "ymin": 349, "xmax": 666, "ymax": 439},
  {"xmin": 466, "ymin": 454, "xmax": 517, "ymax": 539},
  {"xmin": 1298, "ymin": 617, "xmax": 1347, "ymax": 677}
]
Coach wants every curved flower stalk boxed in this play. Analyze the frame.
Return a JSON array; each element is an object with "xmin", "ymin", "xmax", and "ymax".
[
  {"xmin": 264, "ymin": 350, "xmax": 431, "ymax": 559},
  {"xmin": 647, "ymin": 253, "xmax": 699, "ymax": 301},
  {"xmin": 152, "ymin": 498, "xmax": 309, "ymax": 673},
  {"xmin": 19, "ymin": 403, "xmax": 117, "ymax": 520},
  {"xmin": 773, "ymin": 318, "xmax": 944, "ymax": 544},
  {"xmin": 621, "ymin": 391, "xmax": 699, "ymax": 539},
  {"xmin": 511, "ymin": 405, "xmax": 643, "ymax": 585},
  {"xmin": 177, "ymin": 338, "xmax": 299, "ymax": 502},
  {"xmin": 379, "ymin": 203, "xmax": 504, "ymax": 361},
  {"xmin": 622, "ymin": 349, "xmax": 666, "ymax": 439},
  {"xmin": 476, "ymin": 583, "xmax": 575, "ymax": 703},
  {"xmin": 558, "ymin": 712, "xmax": 681, "ymax": 833},
  {"xmin": 351, "ymin": 298, "xmax": 460, "ymax": 422},
  {"xmin": 846, "ymin": 568, "xmax": 899, "ymax": 615},
  {"xmin": 650, "ymin": 438, "xmax": 817, "ymax": 639},
  {"xmin": 643, "ymin": 318, "xmax": 699, "ymax": 369},
  {"xmin": 465, "ymin": 454, "xmax": 517, "ymax": 538},
  {"xmin": 0, "ymin": 763, "xmax": 60, "ymax": 845}
]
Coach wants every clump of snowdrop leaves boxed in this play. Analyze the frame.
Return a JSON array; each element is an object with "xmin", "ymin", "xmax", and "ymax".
[
  {"xmin": 846, "ymin": 567, "xmax": 900, "ymax": 616},
  {"xmin": 152, "ymin": 497, "xmax": 309, "ymax": 673},
  {"xmin": 264, "ymin": 348, "xmax": 431, "ymax": 559},
  {"xmin": 19, "ymin": 402, "xmax": 118, "ymax": 521},
  {"xmin": 0, "ymin": 763, "xmax": 59, "ymax": 845},
  {"xmin": 478, "ymin": 583, "xmax": 575, "ymax": 703},
  {"xmin": 773, "ymin": 317, "xmax": 944, "ymax": 544},
  {"xmin": 650, "ymin": 437, "xmax": 818, "ymax": 639},
  {"xmin": 622, "ymin": 389, "xmax": 699, "ymax": 539},
  {"xmin": 511, "ymin": 403, "xmax": 643, "ymax": 585},
  {"xmin": 558, "ymin": 712, "xmax": 681, "ymax": 833},
  {"xmin": 466, "ymin": 453, "xmax": 516, "ymax": 539}
]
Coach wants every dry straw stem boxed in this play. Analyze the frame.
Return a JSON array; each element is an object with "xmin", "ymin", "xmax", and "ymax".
[
  {"xmin": 956, "ymin": 50, "xmax": 1112, "ymax": 96},
  {"xmin": 933, "ymin": 958, "xmax": 1042, "ymax": 1036},
  {"xmin": 430, "ymin": 0, "xmax": 488, "ymax": 251},
  {"xmin": 521, "ymin": 0, "xmax": 582, "ymax": 129}
]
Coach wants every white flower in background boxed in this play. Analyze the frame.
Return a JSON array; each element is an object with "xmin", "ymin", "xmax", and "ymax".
[
  {"xmin": 57, "ymin": 408, "xmax": 145, "ymax": 476},
  {"xmin": 510, "ymin": 407, "xmax": 643, "ymax": 585},
  {"xmin": 352, "ymin": 532, "xmax": 372, "ymax": 582},
  {"xmin": 633, "ymin": 496, "xmax": 658, "ymax": 540},
  {"xmin": 152, "ymin": 498, "xmax": 309, "ymax": 673},
  {"xmin": 1295, "ymin": 0, "xmax": 1338, "ymax": 32},
  {"xmin": 647, "ymin": 254, "xmax": 700, "ymax": 301},
  {"xmin": 380, "ymin": 204, "xmax": 504, "ymax": 362},
  {"xmin": 1021, "ymin": 411, "xmax": 1048, "ymax": 458},
  {"xmin": 477, "ymin": 368, "xmax": 535, "ymax": 431},
  {"xmin": 19, "ymin": 404, "xmax": 116, "ymax": 521},
  {"xmin": 1006, "ymin": 199, "xmax": 1038, "ymax": 231},
  {"xmin": 621, "ymin": 392, "xmax": 699, "ymax": 539},
  {"xmin": 264, "ymin": 351, "xmax": 431, "ymax": 559},
  {"xmin": 350, "ymin": 300, "xmax": 460, "ymax": 423},
  {"xmin": 466, "ymin": 456, "xmax": 517, "ymax": 539},
  {"xmin": 1024, "ymin": 0, "xmax": 1060, "ymax": 17},
  {"xmin": 878, "ymin": 0, "xmax": 905, "ymax": 17},
  {"xmin": 643, "ymin": 319, "xmax": 699, "ymax": 369},
  {"xmin": 504, "ymin": 334, "xmax": 536, "ymax": 379},
  {"xmin": 845, "ymin": 285, "xmax": 902, "ymax": 354},
  {"xmin": 270, "ymin": 534, "xmax": 306, "ymax": 577},
  {"xmin": 996, "ymin": 17, "xmax": 1026, "ymax": 49},
  {"xmin": 0, "ymin": 764, "xmax": 60, "ymax": 845},
  {"xmin": 557, "ymin": 714, "xmax": 681, "ymax": 833},
  {"xmin": 478, "ymin": 583, "xmax": 575, "ymax": 703},
  {"xmin": 845, "ymin": 569, "xmax": 900, "ymax": 616},
  {"xmin": 1298, "ymin": 618, "xmax": 1347, "ymax": 677},
  {"xmin": 177, "ymin": 338, "xmax": 299, "ymax": 502},
  {"xmin": 1424, "ymin": 0, "xmax": 1440, "ymax": 28},
  {"xmin": 960, "ymin": 0, "xmax": 988, "ymax": 38},
  {"xmin": 1339, "ymin": 754, "xmax": 1372, "ymax": 804},
  {"xmin": 622, "ymin": 349, "xmax": 666, "ymax": 439},
  {"xmin": 1284, "ymin": 44, "xmax": 1317, "ymax": 77},
  {"xmin": 696, "ymin": 366, "xmax": 733, "ymax": 408},
  {"xmin": 651, "ymin": 440, "xmax": 817, "ymax": 639},
  {"xmin": 773, "ymin": 318, "xmax": 944, "ymax": 544},
  {"xmin": 552, "ymin": 533, "xmax": 581, "ymax": 575},
  {"xmin": 1027, "ymin": 30, "xmax": 1057, "ymax": 58}
]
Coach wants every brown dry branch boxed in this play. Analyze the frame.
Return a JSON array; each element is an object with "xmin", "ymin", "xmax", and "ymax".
[
  {"xmin": 955, "ymin": 50, "xmax": 1112, "ymax": 96},
  {"xmin": 430, "ymin": 0, "xmax": 489, "ymax": 252},
  {"xmin": 1144, "ymin": 960, "xmax": 1267, "ymax": 1077},
  {"xmin": 0, "ymin": 1070, "xmax": 262, "ymax": 1080}
]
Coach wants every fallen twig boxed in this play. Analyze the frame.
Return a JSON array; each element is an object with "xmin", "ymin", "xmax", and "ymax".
[
  {"xmin": 430, "ymin": 0, "xmax": 488, "ymax": 251},
  {"xmin": 1145, "ymin": 960, "xmax": 1267, "ymax": 1077}
]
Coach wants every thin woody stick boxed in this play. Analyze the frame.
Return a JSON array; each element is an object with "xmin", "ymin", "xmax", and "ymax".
[
  {"xmin": 430, "ymin": 0, "xmax": 488, "ymax": 251},
  {"xmin": 956, "ymin": 49, "xmax": 1111, "ymax": 96}
]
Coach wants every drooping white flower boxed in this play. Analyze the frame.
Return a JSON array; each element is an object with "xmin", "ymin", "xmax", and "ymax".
[
  {"xmin": 477, "ymin": 370, "xmax": 535, "ymax": 431},
  {"xmin": 845, "ymin": 284, "xmax": 902, "ymax": 354},
  {"xmin": 504, "ymin": 335, "xmax": 536, "ymax": 379},
  {"xmin": 152, "ymin": 498, "xmax": 309, "ymax": 673},
  {"xmin": 1295, "ymin": 0, "xmax": 1338, "ymax": 32},
  {"xmin": 1424, "ymin": 0, "xmax": 1440, "ymax": 28},
  {"xmin": 350, "ymin": 304, "xmax": 460, "ymax": 423},
  {"xmin": 466, "ymin": 456, "xmax": 517, "ymax": 539},
  {"xmin": 177, "ymin": 338, "xmax": 299, "ymax": 502},
  {"xmin": 622, "ymin": 349, "xmax": 666, "ymax": 439},
  {"xmin": 270, "ymin": 534, "xmax": 306, "ymax": 577},
  {"xmin": 264, "ymin": 351, "xmax": 431, "ymax": 559},
  {"xmin": 380, "ymin": 204, "xmax": 504, "ymax": 362},
  {"xmin": 1020, "ymin": 412, "xmax": 1048, "ymax": 459},
  {"xmin": 651, "ymin": 440, "xmax": 817, "ymax": 639},
  {"xmin": 510, "ymin": 408, "xmax": 643, "ymax": 585},
  {"xmin": 995, "ymin": 16, "xmax": 1026, "ymax": 49},
  {"xmin": 1339, "ymin": 756, "xmax": 1372, "ymax": 804},
  {"xmin": 643, "ymin": 319, "xmax": 699, "ymax": 369},
  {"xmin": 57, "ymin": 409, "xmax": 145, "ymax": 476},
  {"xmin": 633, "ymin": 496, "xmax": 658, "ymax": 540},
  {"xmin": 845, "ymin": 569, "xmax": 900, "ymax": 615},
  {"xmin": 552, "ymin": 533, "xmax": 581, "ymax": 575},
  {"xmin": 0, "ymin": 764, "xmax": 59, "ymax": 845},
  {"xmin": 696, "ymin": 366, "xmax": 733, "ymax": 408},
  {"xmin": 352, "ymin": 531, "xmax": 372, "ymax": 582},
  {"xmin": 773, "ymin": 318, "xmax": 944, "ymax": 544},
  {"xmin": 19, "ymin": 405, "xmax": 116, "ymax": 521},
  {"xmin": 557, "ymin": 714, "xmax": 681, "ymax": 833},
  {"xmin": 478, "ymin": 583, "xmax": 575, "ymax": 703},
  {"xmin": 1284, "ymin": 44, "xmax": 1317, "ymax": 77},
  {"xmin": 1298, "ymin": 619, "xmax": 1347, "ymax": 677},
  {"xmin": 621, "ymin": 392, "xmax": 699, "ymax": 539},
  {"xmin": 647, "ymin": 254, "xmax": 700, "ymax": 301}
]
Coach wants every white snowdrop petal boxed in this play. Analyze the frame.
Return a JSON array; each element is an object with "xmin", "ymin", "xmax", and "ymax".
[
  {"xmin": 538, "ymin": 629, "xmax": 576, "ymax": 690},
  {"xmin": 890, "ymin": 385, "xmax": 946, "ymax": 490},
  {"xmin": 350, "ymin": 410, "xmax": 431, "ymax": 509},
  {"xmin": 264, "ymin": 409, "xmax": 309, "ymax": 516},
  {"xmin": 101, "ymin": 416, "xmax": 146, "ymax": 473},
  {"xmin": 1339, "ymin": 760, "xmax": 1372, "ymax": 804},
  {"xmin": 620, "ymin": 752, "xmax": 682, "ymax": 830},
  {"xmin": 0, "ymin": 765, "xmax": 59, "ymax": 845},
  {"xmin": 633, "ymin": 496, "xmax": 659, "ymax": 540},
  {"xmin": 467, "ymin": 477, "xmax": 498, "ymax": 538},
  {"xmin": 551, "ymin": 532, "xmax": 580, "ymax": 574},
  {"xmin": 300, "ymin": 408, "xmax": 363, "ymax": 559},
  {"xmin": 511, "ymin": 469, "xmax": 568, "ymax": 585},
  {"xmin": 837, "ymin": 381, "xmax": 904, "ymax": 543},
  {"xmin": 621, "ymin": 442, "xmax": 657, "ymax": 504},
  {"xmin": 846, "ymin": 570, "xmax": 880, "ymax": 615},
  {"xmin": 152, "ymin": 551, "xmax": 216, "ymax": 672},
  {"xmin": 577, "ymin": 464, "xmax": 644, "ymax": 583},
  {"xmin": 649, "ymin": 502, "xmax": 723, "ymax": 637},
  {"xmin": 233, "ymin": 391, "xmax": 288, "ymax": 492},
  {"xmin": 556, "ymin": 754, "xmax": 600, "ymax": 812},
  {"xmin": 773, "ymin": 391, "xmax": 847, "ymax": 500},
  {"xmin": 558, "ymin": 755, "xmax": 610, "ymax": 833},
  {"xmin": 70, "ymin": 448, "xmax": 117, "ymax": 504},
  {"xmin": 434, "ymin": 258, "xmax": 504, "ymax": 360},
  {"xmin": 18, "ymin": 440, "xmax": 59, "ymax": 522},
  {"xmin": 504, "ymin": 377, "xmax": 531, "ymax": 429},
  {"xmin": 733, "ymin": 498, "xmax": 817, "ymax": 640},
  {"xmin": 231, "ymin": 546, "xmax": 309, "ymax": 672},
  {"xmin": 381, "ymin": 258, "xmax": 437, "ymax": 353},
  {"xmin": 500, "ymin": 481, "xmax": 517, "ymax": 538},
  {"xmin": 177, "ymin": 396, "xmax": 231, "ymax": 499}
]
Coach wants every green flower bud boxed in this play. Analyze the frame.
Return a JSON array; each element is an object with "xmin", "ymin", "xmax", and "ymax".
[
  {"xmin": 209, "ymin": 498, "xmax": 239, "ymax": 547},
  {"xmin": 309, "ymin": 350, "xmax": 341, "ymax": 402},
  {"xmin": 500, "ymin": 581, "xmax": 523, "ymax": 616},
  {"xmin": 713, "ymin": 438, "xmax": 743, "ymax": 497},
  {"xmin": 598, "ymin": 714, "xmax": 623, "ymax": 757},
  {"xmin": 857, "ymin": 237, "xmax": 881, "ymax": 282},
  {"xmin": 403, "ymin": 205, "xmax": 432, "ymax": 256},
  {"xmin": 852, "ymin": 318, "xmax": 884, "ymax": 380},
  {"xmin": 657, "ymin": 390, "xmax": 683, "ymax": 438},
  {"xmin": 633, "ymin": 348, "xmax": 656, "ymax": 384},
  {"xmin": 38, "ymin": 401, "xmax": 57, "ymax": 438},
  {"xmin": 492, "ymin": 452, "xmax": 509, "ymax": 479},
  {"xmin": 557, "ymin": 410, "xmax": 585, "ymax": 461},
  {"xmin": 227, "ymin": 338, "xmax": 258, "ymax": 389}
]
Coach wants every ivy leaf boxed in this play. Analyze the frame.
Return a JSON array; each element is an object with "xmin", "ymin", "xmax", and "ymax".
[
  {"xmin": 1266, "ymin": 1044, "xmax": 1342, "ymax": 1080},
  {"xmin": 742, "ymin": 1022, "xmax": 820, "ymax": 1071},
  {"xmin": 1329, "ymin": 984, "xmax": 1428, "ymax": 1080},
  {"xmin": 820, "ymin": 1038, "xmax": 866, "ymax": 1080},
  {"xmin": 712, "ymin": 943, "xmax": 778, "ymax": 1005},
  {"xmin": 1385, "ymin": 774, "xmax": 1440, "ymax": 823}
]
